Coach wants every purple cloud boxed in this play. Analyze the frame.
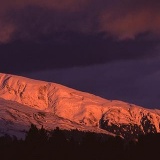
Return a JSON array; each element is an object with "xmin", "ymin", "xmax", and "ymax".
[{"xmin": 0, "ymin": 0, "xmax": 160, "ymax": 43}]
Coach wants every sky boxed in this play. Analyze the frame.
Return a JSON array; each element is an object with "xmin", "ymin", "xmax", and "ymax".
[{"xmin": 0, "ymin": 0, "xmax": 160, "ymax": 109}]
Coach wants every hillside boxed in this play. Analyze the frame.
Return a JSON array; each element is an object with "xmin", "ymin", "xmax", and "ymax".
[{"xmin": 0, "ymin": 73, "xmax": 160, "ymax": 139}]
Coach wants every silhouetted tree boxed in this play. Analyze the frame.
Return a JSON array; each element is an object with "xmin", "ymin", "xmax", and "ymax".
[{"xmin": 1, "ymin": 125, "xmax": 160, "ymax": 160}]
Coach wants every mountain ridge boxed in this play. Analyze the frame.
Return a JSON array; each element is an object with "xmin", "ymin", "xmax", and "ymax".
[{"xmin": 0, "ymin": 72, "xmax": 160, "ymax": 139}]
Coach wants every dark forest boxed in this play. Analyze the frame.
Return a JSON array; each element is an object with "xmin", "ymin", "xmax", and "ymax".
[{"xmin": 0, "ymin": 124, "xmax": 159, "ymax": 160}]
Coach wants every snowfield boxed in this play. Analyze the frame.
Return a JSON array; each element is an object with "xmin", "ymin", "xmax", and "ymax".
[{"xmin": 0, "ymin": 73, "xmax": 160, "ymax": 139}]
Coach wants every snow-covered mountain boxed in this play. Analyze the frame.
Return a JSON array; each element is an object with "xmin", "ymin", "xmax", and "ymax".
[{"xmin": 0, "ymin": 73, "xmax": 160, "ymax": 139}]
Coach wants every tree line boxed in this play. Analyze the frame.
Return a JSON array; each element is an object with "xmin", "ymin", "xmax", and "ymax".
[{"xmin": 0, "ymin": 124, "xmax": 160, "ymax": 160}]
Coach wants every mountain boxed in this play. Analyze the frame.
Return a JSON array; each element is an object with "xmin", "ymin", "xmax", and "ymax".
[{"xmin": 0, "ymin": 73, "xmax": 160, "ymax": 139}]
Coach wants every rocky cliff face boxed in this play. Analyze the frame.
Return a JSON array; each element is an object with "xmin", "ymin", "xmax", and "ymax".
[{"xmin": 0, "ymin": 73, "xmax": 160, "ymax": 139}]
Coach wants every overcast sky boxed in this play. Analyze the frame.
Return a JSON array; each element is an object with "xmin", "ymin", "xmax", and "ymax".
[{"xmin": 0, "ymin": 0, "xmax": 160, "ymax": 108}]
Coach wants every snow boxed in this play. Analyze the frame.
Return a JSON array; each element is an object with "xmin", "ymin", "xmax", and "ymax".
[{"xmin": 0, "ymin": 72, "xmax": 160, "ymax": 138}]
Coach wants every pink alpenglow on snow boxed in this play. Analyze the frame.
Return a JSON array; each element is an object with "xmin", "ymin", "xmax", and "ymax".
[{"xmin": 0, "ymin": 73, "xmax": 160, "ymax": 139}]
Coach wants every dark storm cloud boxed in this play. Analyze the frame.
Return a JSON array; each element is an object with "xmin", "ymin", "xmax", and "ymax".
[
  {"xmin": 0, "ymin": 0, "xmax": 93, "ymax": 43},
  {"xmin": 0, "ymin": 0, "xmax": 160, "ymax": 42},
  {"xmin": 0, "ymin": 34, "xmax": 158, "ymax": 74},
  {"xmin": 0, "ymin": 0, "xmax": 159, "ymax": 74}
]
